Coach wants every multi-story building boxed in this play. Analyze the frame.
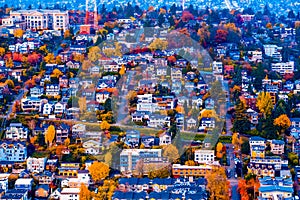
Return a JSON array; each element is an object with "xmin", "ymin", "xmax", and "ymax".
[
  {"xmin": 45, "ymin": 84, "xmax": 60, "ymax": 97},
  {"xmin": 0, "ymin": 141, "xmax": 27, "ymax": 162},
  {"xmin": 120, "ymin": 149, "xmax": 162, "ymax": 173},
  {"xmin": 27, "ymin": 157, "xmax": 47, "ymax": 173},
  {"xmin": 269, "ymin": 140, "xmax": 285, "ymax": 155},
  {"xmin": 60, "ymin": 188, "xmax": 80, "ymax": 200},
  {"xmin": 212, "ymin": 61, "xmax": 223, "ymax": 74},
  {"xmin": 172, "ymin": 164, "xmax": 220, "ymax": 177},
  {"xmin": 21, "ymin": 97, "xmax": 42, "ymax": 112},
  {"xmin": 194, "ymin": 150, "xmax": 215, "ymax": 164},
  {"xmin": 258, "ymin": 176, "xmax": 294, "ymax": 200},
  {"xmin": 8, "ymin": 9, "xmax": 69, "ymax": 31},
  {"xmin": 271, "ymin": 61, "xmax": 294, "ymax": 75},
  {"xmin": 248, "ymin": 156, "xmax": 288, "ymax": 177},
  {"xmin": 5, "ymin": 123, "xmax": 28, "ymax": 141}
]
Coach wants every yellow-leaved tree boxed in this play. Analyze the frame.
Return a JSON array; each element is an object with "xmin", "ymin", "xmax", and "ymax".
[
  {"xmin": 78, "ymin": 97, "xmax": 87, "ymax": 113},
  {"xmin": 256, "ymin": 91, "xmax": 273, "ymax": 119},
  {"xmin": 206, "ymin": 167, "xmax": 231, "ymax": 200},
  {"xmin": 0, "ymin": 47, "xmax": 5, "ymax": 57},
  {"xmin": 45, "ymin": 125, "xmax": 55, "ymax": 146},
  {"xmin": 216, "ymin": 142, "xmax": 224, "ymax": 159},
  {"xmin": 88, "ymin": 161, "xmax": 110, "ymax": 182},
  {"xmin": 232, "ymin": 132, "xmax": 240, "ymax": 149},
  {"xmin": 274, "ymin": 114, "xmax": 291, "ymax": 136},
  {"xmin": 162, "ymin": 144, "xmax": 180, "ymax": 163},
  {"xmin": 149, "ymin": 38, "xmax": 168, "ymax": 51},
  {"xmin": 52, "ymin": 68, "xmax": 63, "ymax": 78},
  {"xmin": 88, "ymin": 46, "xmax": 101, "ymax": 63},
  {"xmin": 44, "ymin": 53, "xmax": 56, "ymax": 64},
  {"xmin": 100, "ymin": 120, "xmax": 110, "ymax": 131},
  {"xmin": 79, "ymin": 183, "xmax": 92, "ymax": 200},
  {"xmin": 14, "ymin": 29, "xmax": 24, "ymax": 38},
  {"xmin": 119, "ymin": 64, "xmax": 126, "ymax": 76}
]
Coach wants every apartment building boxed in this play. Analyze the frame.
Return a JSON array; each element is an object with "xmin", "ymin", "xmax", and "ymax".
[
  {"xmin": 194, "ymin": 150, "xmax": 215, "ymax": 164},
  {"xmin": 8, "ymin": 9, "xmax": 69, "ymax": 31}
]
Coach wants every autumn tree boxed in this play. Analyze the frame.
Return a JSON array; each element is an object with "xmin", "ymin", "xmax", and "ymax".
[
  {"xmin": 64, "ymin": 29, "xmax": 72, "ymax": 39},
  {"xmin": 119, "ymin": 64, "xmax": 126, "ymax": 76},
  {"xmin": 44, "ymin": 53, "xmax": 56, "ymax": 64},
  {"xmin": 216, "ymin": 142, "xmax": 224, "ymax": 159},
  {"xmin": 206, "ymin": 167, "xmax": 230, "ymax": 200},
  {"xmin": 14, "ymin": 29, "xmax": 24, "ymax": 38},
  {"xmin": 88, "ymin": 161, "xmax": 110, "ymax": 182},
  {"xmin": 64, "ymin": 138, "xmax": 70, "ymax": 146},
  {"xmin": 238, "ymin": 174, "xmax": 260, "ymax": 200},
  {"xmin": 88, "ymin": 46, "xmax": 101, "ymax": 63},
  {"xmin": 149, "ymin": 38, "xmax": 168, "ymax": 51},
  {"xmin": 52, "ymin": 68, "xmax": 63, "ymax": 78},
  {"xmin": 79, "ymin": 183, "xmax": 92, "ymax": 200},
  {"xmin": 274, "ymin": 114, "xmax": 291, "ymax": 136},
  {"xmin": 0, "ymin": 47, "xmax": 5, "ymax": 57},
  {"xmin": 100, "ymin": 120, "xmax": 111, "ymax": 131},
  {"xmin": 256, "ymin": 92, "xmax": 274, "ymax": 118},
  {"xmin": 163, "ymin": 144, "xmax": 180, "ymax": 163},
  {"xmin": 78, "ymin": 97, "xmax": 87, "ymax": 113},
  {"xmin": 232, "ymin": 132, "xmax": 241, "ymax": 149},
  {"xmin": 45, "ymin": 125, "xmax": 55, "ymax": 146},
  {"xmin": 5, "ymin": 79, "xmax": 14, "ymax": 89},
  {"xmin": 185, "ymin": 160, "xmax": 196, "ymax": 166},
  {"xmin": 81, "ymin": 60, "xmax": 93, "ymax": 71}
]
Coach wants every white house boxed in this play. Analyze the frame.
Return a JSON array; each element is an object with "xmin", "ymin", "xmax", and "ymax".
[
  {"xmin": 5, "ymin": 123, "xmax": 28, "ymax": 141},
  {"xmin": 159, "ymin": 132, "xmax": 172, "ymax": 146},
  {"xmin": 15, "ymin": 178, "xmax": 33, "ymax": 190},
  {"xmin": 45, "ymin": 84, "xmax": 60, "ymax": 96},
  {"xmin": 0, "ymin": 174, "xmax": 9, "ymax": 191},
  {"xmin": 83, "ymin": 140, "xmax": 101, "ymax": 155},
  {"xmin": 212, "ymin": 61, "xmax": 223, "ymax": 74},
  {"xmin": 54, "ymin": 102, "xmax": 66, "ymax": 114},
  {"xmin": 30, "ymin": 86, "xmax": 44, "ymax": 98},
  {"xmin": 96, "ymin": 91, "xmax": 110, "ymax": 104},
  {"xmin": 42, "ymin": 102, "xmax": 53, "ymax": 115},
  {"xmin": 27, "ymin": 157, "xmax": 47, "ymax": 173},
  {"xmin": 21, "ymin": 97, "xmax": 42, "ymax": 112},
  {"xmin": 60, "ymin": 188, "xmax": 80, "ymax": 200},
  {"xmin": 194, "ymin": 150, "xmax": 215, "ymax": 164}
]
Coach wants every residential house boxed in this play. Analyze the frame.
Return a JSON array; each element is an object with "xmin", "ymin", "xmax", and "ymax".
[
  {"xmin": 171, "ymin": 68, "xmax": 182, "ymax": 79},
  {"xmin": 186, "ymin": 118, "xmax": 197, "ymax": 130},
  {"xmin": 291, "ymin": 118, "xmax": 300, "ymax": 128},
  {"xmin": 15, "ymin": 178, "xmax": 33, "ymax": 190},
  {"xmin": 59, "ymin": 76, "xmax": 69, "ymax": 88},
  {"xmin": 37, "ymin": 171, "xmax": 54, "ymax": 185},
  {"xmin": 125, "ymin": 130, "xmax": 140, "ymax": 148},
  {"xmin": 258, "ymin": 176, "xmax": 293, "ymax": 200},
  {"xmin": 45, "ymin": 84, "xmax": 60, "ymax": 96},
  {"xmin": 5, "ymin": 123, "xmax": 28, "ymax": 141},
  {"xmin": 120, "ymin": 149, "xmax": 162, "ymax": 173},
  {"xmin": 103, "ymin": 61, "xmax": 120, "ymax": 72},
  {"xmin": 30, "ymin": 86, "xmax": 44, "ymax": 98},
  {"xmin": 148, "ymin": 114, "xmax": 170, "ymax": 128},
  {"xmin": 83, "ymin": 140, "xmax": 101, "ymax": 155},
  {"xmin": 246, "ymin": 108, "xmax": 259, "ymax": 124},
  {"xmin": 42, "ymin": 102, "xmax": 54, "ymax": 115},
  {"xmin": 49, "ymin": 188, "xmax": 61, "ymax": 200},
  {"xmin": 269, "ymin": 140, "xmax": 285, "ymax": 155},
  {"xmin": 54, "ymin": 102, "xmax": 66, "ymax": 115},
  {"xmin": 60, "ymin": 188, "xmax": 80, "ymax": 200},
  {"xmin": 21, "ymin": 97, "xmax": 42, "ymax": 112},
  {"xmin": 200, "ymin": 118, "xmax": 215, "ymax": 129},
  {"xmin": 45, "ymin": 159, "xmax": 58, "ymax": 172},
  {"xmin": 156, "ymin": 67, "xmax": 167, "ymax": 76},
  {"xmin": 194, "ymin": 150, "xmax": 215, "ymax": 164},
  {"xmin": 159, "ymin": 131, "xmax": 172, "ymax": 146},
  {"xmin": 55, "ymin": 123, "xmax": 70, "ymax": 144},
  {"xmin": 26, "ymin": 157, "xmax": 47, "ymax": 173},
  {"xmin": 35, "ymin": 185, "xmax": 50, "ymax": 198},
  {"xmin": 1, "ymin": 189, "xmax": 28, "ymax": 200},
  {"xmin": 0, "ymin": 174, "xmax": 9, "ymax": 191},
  {"xmin": 96, "ymin": 91, "xmax": 110, "ymax": 104},
  {"xmin": 0, "ymin": 141, "xmax": 27, "ymax": 162},
  {"xmin": 212, "ymin": 61, "xmax": 223, "ymax": 74},
  {"xmin": 72, "ymin": 124, "xmax": 86, "ymax": 139},
  {"xmin": 141, "ymin": 136, "xmax": 158, "ymax": 148}
]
